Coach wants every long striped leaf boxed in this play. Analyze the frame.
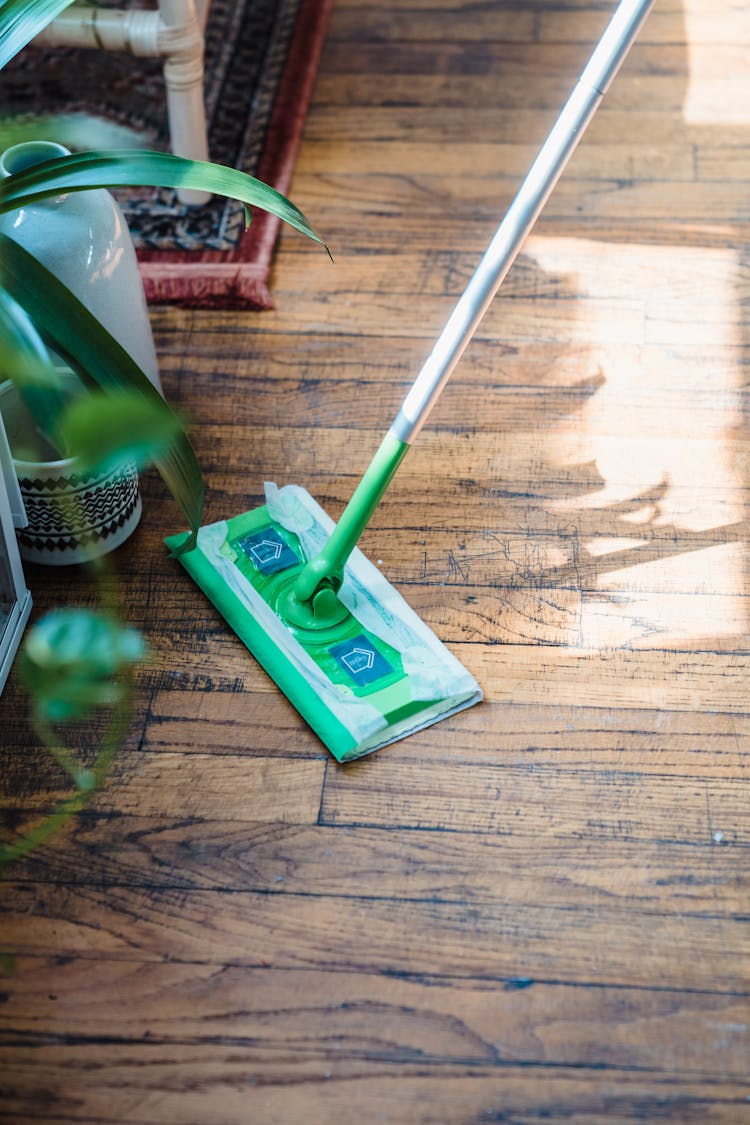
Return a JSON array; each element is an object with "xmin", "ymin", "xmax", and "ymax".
[
  {"xmin": 0, "ymin": 287, "xmax": 68, "ymax": 453},
  {"xmin": 0, "ymin": 284, "xmax": 48, "ymax": 369},
  {"xmin": 0, "ymin": 149, "xmax": 328, "ymax": 249},
  {"xmin": 0, "ymin": 0, "xmax": 76, "ymax": 69},
  {"xmin": 1, "ymin": 232, "xmax": 204, "ymax": 548}
]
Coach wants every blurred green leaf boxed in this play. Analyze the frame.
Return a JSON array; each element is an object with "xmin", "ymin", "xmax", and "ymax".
[
  {"xmin": 0, "ymin": 112, "xmax": 143, "ymax": 153},
  {"xmin": 0, "ymin": 149, "xmax": 328, "ymax": 251},
  {"xmin": 59, "ymin": 389, "xmax": 185, "ymax": 474},
  {"xmin": 0, "ymin": 0, "xmax": 76, "ymax": 69},
  {"xmin": 0, "ymin": 287, "xmax": 53, "ymax": 377},
  {"xmin": 1, "ymin": 232, "xmax": 204, "ymax": 549},
  {"xmin": 0, "ymin": 287, "xmax": 69, "ymax": 453},
  {"xmin": 19, "ymin": 608, "xmax": 146, "ymax": 722}
]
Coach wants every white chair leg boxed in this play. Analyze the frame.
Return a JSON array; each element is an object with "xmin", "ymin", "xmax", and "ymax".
[
  {"xmin": 34, "ymin": 8, "xmax": 161, "ymax": 53},
  {"xmin": 35, "ymin": 1, "xmax": 212, "ymax": 206},
  {"xmin": 158, "ymin": 0, "xmax": 210, "ymax": 204},
  {"xmin": 195, "ymin": 0, "xmax": 212, "ymax": 33}
]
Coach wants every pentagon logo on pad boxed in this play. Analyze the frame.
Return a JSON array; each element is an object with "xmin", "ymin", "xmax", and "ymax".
[
  {"xmin": 238, "ymin": 528, "xmax": 299, "ymax": 575},
  {"xmin": 330, "ymin": 634, "xmax": 393, "ymax": 687}
]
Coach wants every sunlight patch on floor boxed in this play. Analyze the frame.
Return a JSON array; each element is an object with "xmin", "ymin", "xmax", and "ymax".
[
  {"xmin": 682, "ymin": 0, "xmax": 750, "ymax": 127},
  {"xmin": 525, "ymin": 235, "xmax": 745, "ymax": 649}
]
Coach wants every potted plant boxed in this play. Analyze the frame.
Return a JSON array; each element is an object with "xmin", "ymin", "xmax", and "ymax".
[{"xmin": 0, "ymin": 0, "xmax": 326, "ymax": 867}]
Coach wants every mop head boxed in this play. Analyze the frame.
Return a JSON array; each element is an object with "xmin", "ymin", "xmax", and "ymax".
[{"xmin": 166, "ymin": 483, "xmax": 482, "ymax": 762}]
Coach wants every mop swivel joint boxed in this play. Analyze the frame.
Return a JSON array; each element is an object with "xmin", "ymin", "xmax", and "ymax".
[{"xmin": 282, "ymin": 580, "xmax": 349, "ymax": 631}]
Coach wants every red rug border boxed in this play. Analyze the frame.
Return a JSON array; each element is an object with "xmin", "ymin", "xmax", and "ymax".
[{"xmin": 138, "ymin": 0, "xmax": 334, "ymax": 310}]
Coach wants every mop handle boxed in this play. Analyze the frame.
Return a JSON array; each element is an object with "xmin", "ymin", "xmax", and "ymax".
[
  {"xmin": 389, "ymin": 0, "xmax": 655, "ymax": 444},
  {"xmin": 291, "ymin": 0, "xmax": 654, "ymax": 607}
]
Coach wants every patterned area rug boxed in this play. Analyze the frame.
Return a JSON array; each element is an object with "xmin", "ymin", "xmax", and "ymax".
[{"xmin": 1, "ymin": 0, "xmax": 333, "ymax": 308}]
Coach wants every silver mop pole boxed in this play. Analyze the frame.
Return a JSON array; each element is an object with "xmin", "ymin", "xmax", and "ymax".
[
  {"xmin": 389, "ymin": 0, "xmax": 656, "ymax": 445},
  {"xmin": 291, "ymin": 0, "xmax": 656, "ymax": 610}
]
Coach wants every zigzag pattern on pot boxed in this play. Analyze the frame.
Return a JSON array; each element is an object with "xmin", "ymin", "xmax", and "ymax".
[
  {"xmin": 18, "ymin": 491, "xmax": 141, "ymax": 555},
  {"xmin": 16, "ymin": 463, "xmax": 135, "ymax": 490},
  {"xmin": 19, "ymin": 466, "xmax": 139, "ymax": 539}
]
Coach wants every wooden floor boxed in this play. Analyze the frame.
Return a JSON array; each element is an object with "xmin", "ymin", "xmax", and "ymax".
[{"xmin": 3, "ymin": 0, "xmax": 750, "ymax": 1120}]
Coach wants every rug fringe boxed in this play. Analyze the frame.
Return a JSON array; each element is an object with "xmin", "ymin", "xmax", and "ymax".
[{"xmin": 141, "ymin": 262, "xmax": 273, "ymax": 310}]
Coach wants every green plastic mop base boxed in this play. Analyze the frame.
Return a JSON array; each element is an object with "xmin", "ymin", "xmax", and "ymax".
[{"xmin": 166, "ymin": 488, "xmax": 482, "ymax": 762}]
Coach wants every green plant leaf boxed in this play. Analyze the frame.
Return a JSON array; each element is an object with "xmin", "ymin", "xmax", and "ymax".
[
  {"xmin": 0, "ymin": 287, "xmax": 69, "ymax": 452},
  {"xmin": 0, "ymin": 112, "xmax": 142, "ymax": 155},
  {"xmin": 59, "ymin": 389, "xmax": 185, "ymax": 474},
  {"xmin": 0, "ymin": 149, "xmax": 328, "ymax": 250},
  {"xmin": 0, "ymin": 0, "xmax": 76, "ymax": 69},
  {"xmin": 19, "ymin": 608, "xmax": 145, "ymax": 722},
  {"xmin": 0, "ymin": 286, "xmax": 52, "ymax": 375},
  {"xmin": 1, "ymin": 232, "xmax": 204, "ymax": 547}
]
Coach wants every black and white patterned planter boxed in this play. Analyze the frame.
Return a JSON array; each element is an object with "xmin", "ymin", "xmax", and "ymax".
[
  {"xmin": 14, "ymin": 457, "xmax": 142, "ymax": 566},
  {"xmin": 1, "ymin": 375, "xmax": 143, "ymax": 567}
]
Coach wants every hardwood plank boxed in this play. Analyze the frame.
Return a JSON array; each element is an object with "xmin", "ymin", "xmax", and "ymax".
[
  {"xmin": 282, "ymin": 173, "xmax": 750, "ymax": 242},
  {"xmin": 327, "ymin": 6, "xmax": 537, "ymax": 44},
  {"xmin": 304, "ymin": 105, "xmax": 750, "ymax": 150},
  {"xmin": 313, "ymin": 70, "xmax": 694, "ymax": 114},
  {"xmin": 699, "ymin": 147, "xmax": 750, "ymax": 182},
  {"xmin": 253, "ymin": 248, "xmax": 749, "ymax": 346},
  {"xmin": 8, "ymin": 697, "xmax": 750, "ymax": 778},
  {"xmin": 1, "ymin": 1056, "xmax": 748, "ymax": 1125},
  {"xmin": 104, "ymin": 638, "xmax": 750, "ymax": 717},
  {"xmin": 277, "ymin": 214, "xmax": 744, "ymax": 255},
  {"xmin": 66, "ymin": 601, "xmax": 749, "ymax": 708},
  {"xmin": 467, "ymin": 643, "xmax": 750, "ymax": 714},
  {"xmin": 176, "ymin": 427, "xmax": 750, "ymax": 494},
  {"xmin": 152, "ymin": 291, "xmax": 750, "ymax": 344},
  {"xmin": 297, "ymin": 141, "xmax": 696, "ymax": 183},
  {"xmin": 148, "ymin": 359, "xmax": 747, "ymax": 446},
  {"xmin": 3, "ymin": 959, "xmax": 749, "ymax": 1077},
  {"xmin": 145, "ymin": 373, "xmax": 747, "ymax": 437},
  {"xmin": 539, "ymin": 8, "xmax": 750, "ymax": 48},
  {"xmin": 2, "ymin": 881, "xmax": 749, "ymax": 992},
  {"xmin": 321, "ymin": 757, "xmax": 750, "ymax": 842},
  {"xmin": 6, "ymin": 817, "xmax": 749, "ymax": 902},
  {"xmin": 276, "ymin": 241, "xmax": 750, "ymax": 307},
  {"xmin": 2, "ymin": 754, "xmax": 326, "ymax": 820},
  {"xmin": 138, "ymin": 699, "xmax": 750, "ymax": 771}
]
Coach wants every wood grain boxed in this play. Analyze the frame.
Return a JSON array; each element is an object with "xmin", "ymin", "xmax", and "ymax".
[
  {"xmin": 2, "ymin": 0, "xmax": 750, "ymax": 1121},
  {"xmin": 2, "ymin": 879, "xmax": 749, "ymax": 992}
]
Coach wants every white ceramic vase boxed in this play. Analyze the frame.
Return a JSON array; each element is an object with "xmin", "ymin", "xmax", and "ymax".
[{"xmin": 0, "ymin": 140, "xmax": 161, "ymax": 393}]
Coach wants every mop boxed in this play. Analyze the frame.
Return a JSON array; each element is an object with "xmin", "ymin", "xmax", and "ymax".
[{"xmin": 168, "ymin": 0, "xmax": 655, "ymax": 761}]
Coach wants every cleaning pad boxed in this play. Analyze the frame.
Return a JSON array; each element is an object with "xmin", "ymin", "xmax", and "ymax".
[{"xmin": 166, "ymin": 483, "xmax": 482, "ymax": 761}]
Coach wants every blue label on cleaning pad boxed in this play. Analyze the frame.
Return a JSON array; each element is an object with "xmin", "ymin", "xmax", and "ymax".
[
  {"xmin": 237, "ymin": 527, "xmax": 299, "ymax": 575},
  {"xmin": 329, "ymin": 634, "xmax": 393, "ymax": 687}
]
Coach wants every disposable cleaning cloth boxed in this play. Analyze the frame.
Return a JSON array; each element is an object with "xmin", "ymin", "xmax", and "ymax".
[{"xmin": 167, "ymin": 483, "xmax": 482, "ymax": 761}]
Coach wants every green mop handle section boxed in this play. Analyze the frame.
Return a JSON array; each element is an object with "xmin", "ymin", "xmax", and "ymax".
[
  {"xmin": 292, "ymin": 431, "xmax": 409, "ymax": 602},
  {"xmin": 293, "ymin": 0, "xmax": 655, "ymax": 605}
]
